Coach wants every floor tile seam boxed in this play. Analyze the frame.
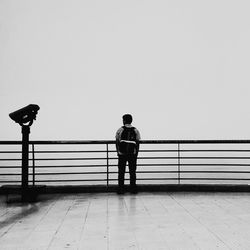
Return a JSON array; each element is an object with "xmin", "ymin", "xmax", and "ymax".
[
  {"xmin": 204, "ymin": 199, "xmax": 250, "ymax": 228},
  {"xmin": 0, "ymin": 204, "xmax": 42, "ymax": 238},
  {"xmin": 168, "ymin": 194, "xmax": 233, "ymax": 250},
  {"xmin": 181, "ymin": 203, "xmax": 250, "ymax": 249},
  {"xmin": 121, "ymin": 196, "xmax": 145, "ymax": 250},
  {"xmin": 76, "ymin": 198, "xmax": 91, "ymax": 250},
  {"xmin": 26, "ymin": 198, "xmax": 62, "ymax": 236},
  {"xmin": 135, "ymin": 195, "xmax": 173, "ymax": 248},
  {"xmin": 158, "ymin": 197, "xmax": 210, "ymax": 249},
  {"xmin": 45, "ymin": 198, "xmax": 77, "ymax": 249}
]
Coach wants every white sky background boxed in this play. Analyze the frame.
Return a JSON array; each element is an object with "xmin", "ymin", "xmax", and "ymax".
[{"xmin": 1, "ymin": 0, "xmax": 250, "ymax": 140}]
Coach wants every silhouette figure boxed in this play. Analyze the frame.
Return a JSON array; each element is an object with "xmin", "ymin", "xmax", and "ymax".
[{"xmin": 115, "ymin": 114, "xmax": 141, "ymax": 194}]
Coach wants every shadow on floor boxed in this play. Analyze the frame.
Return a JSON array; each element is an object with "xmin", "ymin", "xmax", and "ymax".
[{"xmin": 0, "ymin": 194, "xmax": 58, "ymax": 230}]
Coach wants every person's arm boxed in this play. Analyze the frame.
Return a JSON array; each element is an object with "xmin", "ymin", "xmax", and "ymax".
[
  {"xmin": 115, "ymin": 127, "xmax": 122, "ymax": 155},
  {"xmin": 136, "ymin": 142, "xmax": 140, "ymax": 156},
  {"xmin": 135, "ymin": 128, "xmax": 141, "ymax": 155},
  {"xmin": 116, "ymin": 139, "xmax": 119, "ymax": 155}
]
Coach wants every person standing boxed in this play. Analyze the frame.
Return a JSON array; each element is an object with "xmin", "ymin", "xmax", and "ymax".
[{"xmin": 115, "ymin": 114, "xmax": 141, "ymax": 194}]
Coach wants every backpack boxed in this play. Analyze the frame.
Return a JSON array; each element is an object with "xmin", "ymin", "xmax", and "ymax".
[{"xmin": 119, "ymin": 126, "xmax": 137, "ymax": 155}]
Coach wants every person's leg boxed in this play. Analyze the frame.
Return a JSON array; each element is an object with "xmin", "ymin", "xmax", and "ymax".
[
  {"xmin": 128, "ymin": 155, "xmax": 138, "ymax": 193},
  {"xmin": 118, "ymin": 155, "xmax": 127, "ymax": 193}
]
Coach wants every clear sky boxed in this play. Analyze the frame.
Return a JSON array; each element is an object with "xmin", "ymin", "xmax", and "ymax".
[{"xmin": 1, "ymin": 0, "xmax": 250, "ymax": 141}]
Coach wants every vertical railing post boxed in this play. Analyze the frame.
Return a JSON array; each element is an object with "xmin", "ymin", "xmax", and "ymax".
[
  {"xmin": 32, "ymin": 143, "xmax": 35, "ymax": 186},
  {"xmin": 178, "ymin": 143, "xmax": 181, "ymax": 184},
  {"xmin": 106, "ymin": 143, "xmax": 109, "ymax": 190}
]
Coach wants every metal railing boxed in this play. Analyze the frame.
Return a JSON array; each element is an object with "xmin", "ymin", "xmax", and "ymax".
[{"xmin": 1, "ymin": 140, "xmax": 250, "ymax": 187}]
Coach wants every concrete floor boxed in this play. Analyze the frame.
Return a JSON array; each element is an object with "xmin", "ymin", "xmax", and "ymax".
[{"xmin": 1, "ymin": 192, "xmax": 250, "ymax": 249}]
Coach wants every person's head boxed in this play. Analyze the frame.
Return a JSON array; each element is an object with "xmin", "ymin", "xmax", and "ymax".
[{"xmin": 122, "ymin": 114, "xmax": 133, "ymax": 125}]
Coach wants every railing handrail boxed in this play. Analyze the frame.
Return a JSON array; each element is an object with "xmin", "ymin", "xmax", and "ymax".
[{"xmin": 1, "ymin": 139, "xmax": 250, "ymax": 145}]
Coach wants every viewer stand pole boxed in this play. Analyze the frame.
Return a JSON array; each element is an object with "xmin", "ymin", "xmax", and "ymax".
[{"xmin": 21, "ymin": 125, "xmax": 30, "ymax": 202}]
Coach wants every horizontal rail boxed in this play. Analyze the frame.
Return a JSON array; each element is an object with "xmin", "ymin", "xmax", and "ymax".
[{"xmin": 1, "ymin": 139, "xmax": 250, "ymax": 144}]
